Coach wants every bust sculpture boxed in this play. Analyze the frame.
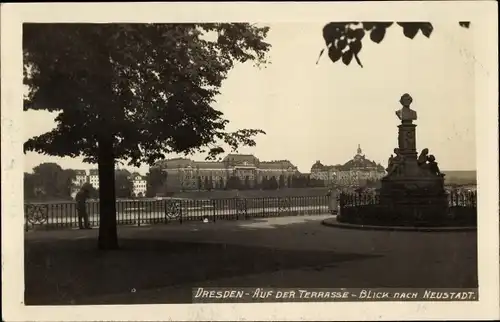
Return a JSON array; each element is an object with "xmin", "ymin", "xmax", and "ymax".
[{"xmin": 395, "ymin": 93, "xmax": 417, "ymax": 123}]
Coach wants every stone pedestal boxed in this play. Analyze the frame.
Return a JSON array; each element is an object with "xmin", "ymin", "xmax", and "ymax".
[
  {"xmin": 397, "ymin": 121, "xmax": 419, "ymax": 176},
  {"xmin": 379, "ymin": 93, "xmax": 448, "ymax": 224},
  {"xmin": 398, "ymin": 122, "xmax": 417, "ymax": 158},
  {"xmin": 379, "ymin": 176, "xmax": 448, "ymax": 222}
]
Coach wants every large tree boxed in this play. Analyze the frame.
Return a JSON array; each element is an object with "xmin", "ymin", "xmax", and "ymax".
[
  {"xmin": 219, "ymin": 177, "xmax": 225, "ymax": 190},
  {"xmin": 23, "ymin": 23, "xmax": 271, "ymax": 249},
  {"xmin": 29, "ymin": 163, "xmax": 76, "ymax": 201},
  {"xmin": 115, "ymin": 169, "xmax": 133, "ymax": 199},
  {"xmin": 278, "ymin": 174, "xmax": 285, "ymax": 189},
  {"xmin": 261, "ymin": 177, "xmax": 269, "ymax": 190},
  {"xmin": 318, "ymin": 21, "xmax": 470, "ymax": 67},
  {"xmin": 24, "ymin": 172, "xmax": 37, "ymax": 200},
  {"xmin": 208, "ymin": 176, "xmax": 214, "ymax": 191},
  {"xmin": 197, "ymin": 177, "xmax": 203, "ymax": 191},
  {"xmin": 243, "ymin": 176, "xmax": 251, "ymax": 190},
  {"xmin": 226, "ymin": 176, "xmax": 242, "ymax": 190},
  {"xmin": 268, "ymin": 176, "xmax": 279, "ymax": 190},
  {"xmin": 145, "ymin": 167, "xmax": 167, "ymax": 197},
  {"xmin": 204, "ymin": 176, "xmax": 211, "ymax": 191}
]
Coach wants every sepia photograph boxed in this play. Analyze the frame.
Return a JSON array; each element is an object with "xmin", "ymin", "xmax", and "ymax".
[{"xmin": 2, "ymin": 2, "xmax": 498, "ymax": 321}]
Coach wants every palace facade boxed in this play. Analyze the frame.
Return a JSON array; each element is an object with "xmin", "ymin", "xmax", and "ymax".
[
  {"xmin": 310, "ymin": 145, "xmax": 386, "ymax": 186},
  {"xmin": 154, "ymin": 154, "xmax": 299, "ymax": 191}
]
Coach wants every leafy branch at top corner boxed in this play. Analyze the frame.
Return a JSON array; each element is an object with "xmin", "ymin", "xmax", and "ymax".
[
  {"xmin": 459, "ymin": 21, "xmax": 471, "ymax": 29},
  {"xmin": 317, "ymin": 22, "xmax": 372, "ymax": 68},
  {"xmin": 317, "ymin": 21, "xmax": 470, "ymax": 67}
]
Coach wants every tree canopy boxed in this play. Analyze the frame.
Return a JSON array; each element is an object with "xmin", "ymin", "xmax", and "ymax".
[
  {"xmin": 318, "ymin": 21, "xmax": 470, "ymax": 67},
  {"xmin": 145, "ymin": 167, "xmax": 167, "ymax": 197},
  {"xmin": 23, "ymin": 23, "xmax": 271, "ymax": 249},
  {"xmin": 115, "ymin": 169, "xmax": 133, "ymax": 198},
  {"xmin": 23, "ymin": 23, "xmax": 271, "ymax": 164},
  {"xmin": 24, "ymin": 163, "xmax": 75, "ymax": 201}
]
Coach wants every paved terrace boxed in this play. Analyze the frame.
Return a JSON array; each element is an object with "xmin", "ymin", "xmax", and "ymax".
[{"xmin": 25, "ymin": 214, "xmax": 477, "ymax": 305}]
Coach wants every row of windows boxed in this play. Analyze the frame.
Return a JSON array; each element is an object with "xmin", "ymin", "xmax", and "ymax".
[
  {"xmin": 312, "ymin": 171, "xmax": 384, "ymax": 177},
  {"xmin": 172, "ymin": 168, "xmax": 295, "ymax": 174}
]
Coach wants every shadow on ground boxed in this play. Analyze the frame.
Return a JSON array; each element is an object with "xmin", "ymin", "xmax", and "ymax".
[
  {"xmin": 25, "ymin": 216, "xmax": 477, "ymax": 305},
  {"xmin": 25, "ymin": 239, "xmax": 377, "ymax": 305}
]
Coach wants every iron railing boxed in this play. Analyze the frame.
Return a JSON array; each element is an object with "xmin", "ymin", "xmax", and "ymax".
[
  {"xmin": 339, "ymin": 191, "xmax": 477, "ymax": 208},
  {"xmin": 336, "ymin": 191, "xmax": 477, "ymax": 226},
  {"xmin": 24, "ymin": 195, "xmax": 330, "ymax": 231}
]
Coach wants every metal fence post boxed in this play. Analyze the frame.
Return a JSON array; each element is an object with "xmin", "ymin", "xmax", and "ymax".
[
  {"xmin": 137, "ymin": 199, "xmax": 141, "ymax": 227},
  {"xmin": 179, "ymin": 200, "xmax": 183, "ymax": 225},
  {"xmin": 212, "ymin": 199, "xmax": 216, "ymax": 223}
]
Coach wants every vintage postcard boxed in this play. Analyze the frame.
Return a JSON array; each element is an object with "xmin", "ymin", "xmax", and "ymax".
[{"xmin": 1, "ymin": 1, "xmax": 498, "ymax": 321}]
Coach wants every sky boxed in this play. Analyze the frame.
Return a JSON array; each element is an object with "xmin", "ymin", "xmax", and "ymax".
[{"xmin": 23, "ymin": 22, "xmax": 475, "ymax": 175}]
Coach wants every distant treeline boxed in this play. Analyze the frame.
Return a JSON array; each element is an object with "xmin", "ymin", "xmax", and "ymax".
[
  {"xmin": 149, "ymin": 171, "xmax": 382, "ymax": 197},
  {"xmin": 190, "ymin": 174, "xmax": 326, "ymax": 191},
  {"xmin": 24, "ymin": 162, "xmax": 476, "ymax": 202},
  {"xmin": 24, "ymin": 163, "xmax": 76, "ymax": 202},
  {"xmin": 24, "ymin": 162, "xmax": 383, "ymax": 202},
  {"xmin": 24, "ymin": 162, "xmax": 140, "ymax": 201},
  {"xmin": 146, "ymin": 171, "xmax": 328, "ymax": 198},
  {"xmin": 442, "ymin": 171, "xmax": 477, "ymax": 185}
]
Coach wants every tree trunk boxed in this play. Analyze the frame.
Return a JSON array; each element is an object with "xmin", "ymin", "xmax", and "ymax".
[{"xmin": 97, "ymin": 137, "xmax": 119, "ymax": 250}]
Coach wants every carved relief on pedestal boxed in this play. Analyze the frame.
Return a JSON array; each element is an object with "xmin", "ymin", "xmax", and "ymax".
[
  {"xmin": 398, "ymin": 132, "xmax": 404, "ymax": 150},
  {"xmin": 404, "ymin": 130, "xmax": 415, "ymax": 150},
  {"xmin": 398, "ymin": 127, "xmax": 416, "ymax": 151}
]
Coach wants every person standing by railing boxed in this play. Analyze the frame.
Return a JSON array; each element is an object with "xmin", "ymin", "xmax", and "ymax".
[
  {"xmin": 326, "ymin": 187, "xmax": 339, "ymax": 215},
  {"xmin": 75, "ymin": 186, "xmax": 91, "ymax": 229}
]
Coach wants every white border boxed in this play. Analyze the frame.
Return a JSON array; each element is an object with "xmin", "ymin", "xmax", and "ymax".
[{"xmin": 1, "ymin": 2, "xmax": 498, "ymax": 321}]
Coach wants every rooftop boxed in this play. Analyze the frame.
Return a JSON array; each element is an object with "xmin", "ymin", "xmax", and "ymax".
[
  {"xmin": 310, "ymin": 145, "xmax": 385, "ymax": 172},
  {"xmin": 154, "ymin": 154, "xmax": 298, "ymax": 171}
]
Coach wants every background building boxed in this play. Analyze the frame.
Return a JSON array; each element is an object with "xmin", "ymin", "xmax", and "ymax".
[
  {"xmin": 310, "ymin": 145, "xmax": 386, "ymax": 186},
  {"xmin": 131, "ymin": 173, "xmax": 147, "ymax": 197},
  {"xmin": 69, "ymin": 169, "xmax": 147, "ymax": 198},
  {"xmin": 70, "ymin": 169, "xmax": 89, "ymax": 198},
  {"xmin": 88, "ymin": 169, "xmax": 100, "ymax": 190},
  {"xmin": 154, "ymin": 154, "xmax": 299, "ymax": 191},
  {"xmin": 73, "ymin": 170, "xmax": 88, "ymax": 186}
]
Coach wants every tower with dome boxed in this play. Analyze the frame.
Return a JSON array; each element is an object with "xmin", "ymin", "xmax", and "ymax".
[{"xmin": 310, "ymin": 144, "xmax": 386, "ymax": 186}]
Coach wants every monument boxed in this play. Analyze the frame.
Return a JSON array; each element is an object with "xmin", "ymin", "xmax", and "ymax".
[
  {"xmin": 377, "ymin": 93, "xmax": 449, "ymax": 224},
  {"xmin": 332, "ymin": 93, "xmax": 476, "ymax": 228}
]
